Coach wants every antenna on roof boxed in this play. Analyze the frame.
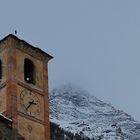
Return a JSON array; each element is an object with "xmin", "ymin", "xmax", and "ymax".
[{"xmin": 14, "ymin": 30, "xmax": 17, "ymax": 35}]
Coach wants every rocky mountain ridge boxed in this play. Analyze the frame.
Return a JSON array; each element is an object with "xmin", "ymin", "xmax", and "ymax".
[{"xmin": 49, "ymin": 85, "xmax": 140, "ymax": 140}]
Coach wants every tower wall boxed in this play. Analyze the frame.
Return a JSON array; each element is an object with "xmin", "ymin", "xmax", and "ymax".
[{"xmin": 0, "ymin": 35, "xmax": 52, "ymax": 140}]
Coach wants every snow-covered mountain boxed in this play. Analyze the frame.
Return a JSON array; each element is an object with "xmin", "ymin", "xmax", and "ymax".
[{"xmin": 49, "ymin": 84, "xmax": 140, "ymax": 140}]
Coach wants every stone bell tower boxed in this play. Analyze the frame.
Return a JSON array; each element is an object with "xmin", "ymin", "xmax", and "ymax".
[{"xmin": 0, "ymin": 34, "xmax": 53, "ymax": 140}]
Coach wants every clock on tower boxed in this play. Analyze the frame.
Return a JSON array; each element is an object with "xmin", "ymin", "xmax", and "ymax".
[{"xmin": 0, "ymin": 34, "xmax": 53, "ymax": 140}]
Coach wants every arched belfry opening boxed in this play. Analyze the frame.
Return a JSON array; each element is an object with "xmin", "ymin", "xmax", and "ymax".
[{"xmin": 24, "ymin": 58, "xmax": 35, "ymax": 84}]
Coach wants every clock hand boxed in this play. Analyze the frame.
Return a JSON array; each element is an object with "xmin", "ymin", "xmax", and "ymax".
[
  {"xmin": 26, "ymin": 104, "xmax": 31, "ymax": 110},
  {"xmin": 31, "ymin": 101, "xmax": 37, "ymax": 105},
  {"xmin": 26, "ymin": 102, "xmax": 32, "ymax": 110},
  {"xmin": 26, "ymin": 100, "xmax": 37, "ymax": 110}
]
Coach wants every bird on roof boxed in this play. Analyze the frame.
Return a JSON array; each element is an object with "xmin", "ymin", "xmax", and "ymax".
[{"xmin": 14, "ymin": 30, "xmax": 17, "ymax": 35}]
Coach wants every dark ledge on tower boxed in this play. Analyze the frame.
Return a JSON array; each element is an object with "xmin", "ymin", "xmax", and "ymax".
[{"xmin": 0, "ymin": 113, "xmax": 12, "ymax": 126}]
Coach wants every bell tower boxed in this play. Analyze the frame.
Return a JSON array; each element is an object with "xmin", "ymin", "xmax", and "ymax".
[{"xmin": 0, "ymin": 34, "xmax": 53, "ymax": 140}]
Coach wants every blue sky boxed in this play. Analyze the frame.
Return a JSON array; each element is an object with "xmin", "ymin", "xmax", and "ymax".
[{"xmin": 0, "ymin": 0, "xmax": 140, "ymax": 121}]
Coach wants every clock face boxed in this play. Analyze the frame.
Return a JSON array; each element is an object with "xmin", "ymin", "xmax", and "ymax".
[{"xmin": 20, "ymin": 89, "xmax": 41, "ymax": 117}]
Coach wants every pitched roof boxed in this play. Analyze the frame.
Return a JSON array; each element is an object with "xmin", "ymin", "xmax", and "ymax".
[
  {"xmin": 0, "ymin": 113, "xmax": 12, "ymax": 126},
  {"xmin": 0, "ymin": 34, "xmax": 53, "ymax": 61}
]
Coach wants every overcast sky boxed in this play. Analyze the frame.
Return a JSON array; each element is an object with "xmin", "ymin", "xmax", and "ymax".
[{"xmin": 0, "ymin": 0, "xmax": 140, "ymax": 121}]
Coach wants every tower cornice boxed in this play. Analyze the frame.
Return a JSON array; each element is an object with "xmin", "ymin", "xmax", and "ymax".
[{"xmin": 0, "ymin": 34, "xmax": 53, "ymax": 63}]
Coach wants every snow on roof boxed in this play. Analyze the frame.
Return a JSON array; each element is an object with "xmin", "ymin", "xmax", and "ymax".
[{"xmin": 0, "ymin": 113, "xmax": 12, "ymax": 122}]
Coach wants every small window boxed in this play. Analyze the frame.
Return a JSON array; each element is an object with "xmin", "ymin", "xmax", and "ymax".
[
  {"xmin": 0, "ymin": 60, "xmax": 2, "ymax": 79},
  {"xmin": 24, "ymin": 58, "xmax": 35, "ymax": 84}
]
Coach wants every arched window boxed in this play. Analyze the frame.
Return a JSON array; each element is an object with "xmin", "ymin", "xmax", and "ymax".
[
  {"xmin": 24, "ymin": 58, "xmax": 35, "ymax": 84},
  {"xmin": 0, "ymin": 60, "xmax": 2, "ymax": 80}
]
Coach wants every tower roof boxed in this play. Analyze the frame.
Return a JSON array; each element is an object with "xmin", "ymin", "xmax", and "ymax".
[
  {"xmin": 0, "ymin": 113, "xmax": 12, "ymax": 124},
  {"xmin": 0, "ymin": 34, "xmax": 53, "ymax": 62}
]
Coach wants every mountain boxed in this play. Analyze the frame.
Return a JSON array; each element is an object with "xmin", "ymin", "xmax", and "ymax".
[{"xmin": 49, "ymin": 84, "xmax": 140, "ymax": 140}]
